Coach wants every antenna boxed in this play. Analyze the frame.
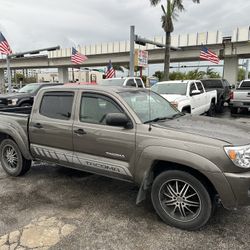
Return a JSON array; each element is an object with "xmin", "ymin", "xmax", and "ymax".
[{"xmin": 148, "ymin": 87, "xmax": 152, "ymax": 132}]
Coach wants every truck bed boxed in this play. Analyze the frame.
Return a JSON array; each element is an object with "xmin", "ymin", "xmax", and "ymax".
[{"xmin": 0, "ymin": 106, "xmax": 32, "ymax": 114}]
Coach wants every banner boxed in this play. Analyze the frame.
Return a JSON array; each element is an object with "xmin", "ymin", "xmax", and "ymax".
[{"xmin": 134, "ymin": 49, "xmax": 148, "ymax": 68}]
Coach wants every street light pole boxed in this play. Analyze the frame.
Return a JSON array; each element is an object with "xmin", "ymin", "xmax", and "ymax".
[
  {"xmin": 130, "ymin": 26, "xmax": 135, "ymax": 77},
  {"xmin": 6, "ymin": 55, "xmax": 12, "ymax": 94},
  {"xmin": 245, "ymin": 59, "xmax": 249, "ymax": 79}
]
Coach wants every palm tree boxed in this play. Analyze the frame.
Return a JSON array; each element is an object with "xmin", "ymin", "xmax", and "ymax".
[{"xmin": 150, "ymin": 0, "xmax": 200, "ymax": 80}]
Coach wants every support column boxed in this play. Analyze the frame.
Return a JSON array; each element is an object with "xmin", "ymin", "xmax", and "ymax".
[
  {"xmin": 223, "ymin": 57, "xmax": 238, "ymax": 85},
  {"xmin": 0, "ymin": 69, "xmax": 5, "ymax": 94},
  {"xmin": 58, "ymin": 67, "xmax": 69, "ymax": 83}
]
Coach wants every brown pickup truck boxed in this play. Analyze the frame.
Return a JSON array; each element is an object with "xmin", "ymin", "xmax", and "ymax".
[{"xmin": 0, "ymin": 85, "xmax": 250, "ymax": 230}]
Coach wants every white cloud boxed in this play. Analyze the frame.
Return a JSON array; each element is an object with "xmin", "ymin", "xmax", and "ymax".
[{"xmin": 0, "ymin": 0, "xmax": 249, "ymax": 52}]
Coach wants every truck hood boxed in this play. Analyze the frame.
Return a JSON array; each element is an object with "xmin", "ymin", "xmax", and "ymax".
[
  {"xmin": 154, "ymin": 115, "xmax": 250, "ymax": 145},
  {"xmin": 161, "ymin": 94, "xmax": 187, "ymax": 103}
]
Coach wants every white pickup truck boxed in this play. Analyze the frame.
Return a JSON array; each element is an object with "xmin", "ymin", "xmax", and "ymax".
[
  {"xmin": 230, "ymin": 79, "xmax": 250, "ymax": 114},
  {"xmin": 100, "ymin": 77, "xmax": 145, "ymax": 88},
  {"xmin": 151, "ymin": 80, "xmax": 217, "ymax": 116}
]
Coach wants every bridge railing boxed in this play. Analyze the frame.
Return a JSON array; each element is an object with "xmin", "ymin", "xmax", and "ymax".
[{"xmin": 48, "ymin": 27, "xmax": 249, "ymax": 59}]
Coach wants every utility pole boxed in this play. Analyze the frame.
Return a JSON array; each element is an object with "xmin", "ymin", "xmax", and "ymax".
[
  {"xmin": 6, "ymin": 55, "xmax": 12, "ymax": 93},
  {"xmin": 129, "ymin": 26, "xmax": 135, "ymax": 77},
  {"xmin": 129, "ymin": 25, "xmax": 180, "ymax": 78}
]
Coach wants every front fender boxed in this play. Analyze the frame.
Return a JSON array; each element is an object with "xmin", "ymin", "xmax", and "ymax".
[
  {"xmin": 0, "ymin": 123, "xmax": 32, "ymax": 160},
  {"xmin": 135, "ymin": 146, "xmax": 236, "ymax": 208},
  {"xmin": 134, "ymin": 146, "xmax": 222, "ymax": 184}
]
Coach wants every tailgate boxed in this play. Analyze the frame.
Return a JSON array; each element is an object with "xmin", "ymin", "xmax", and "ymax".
[{"xmin": 233, "ymin": 90, "xmax": 250, "ymax": 102}]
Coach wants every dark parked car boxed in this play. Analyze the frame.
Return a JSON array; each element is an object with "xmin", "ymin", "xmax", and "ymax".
[
  {"xmin": 200, "ymin": 79, "xmax": 232, "ymax": 112},
  {"xmin": 0, "ymin": 83, "xmax": 62, "ymax": 108}
]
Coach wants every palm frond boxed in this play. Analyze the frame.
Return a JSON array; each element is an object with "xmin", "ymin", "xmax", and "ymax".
[
  {"xmin": 150, "ymin": 0, "xmax": 162, "ymax": 6},
  {"xmin": 173, "ymin": 0, "xmax": 185, "ymax": 12}
]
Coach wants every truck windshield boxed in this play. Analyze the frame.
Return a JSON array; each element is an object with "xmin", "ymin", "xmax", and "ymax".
[
  {"xmin": 201, "ymin": 80, "xmax": 223, "ymax": 88},
  {"xmin": 151, "ymin": 82, "xmax": 187, "ymax": 95},
  {"xmin": 100, "ymin": 79, "xmax": 124, "ymax": 86},
  {"xmin": 119, "ymin": 90, "xmax": 181, "ymax": 123},
  {"xmin": 18, "ymin": 84, "xmax": 40, "ymax": 94}
]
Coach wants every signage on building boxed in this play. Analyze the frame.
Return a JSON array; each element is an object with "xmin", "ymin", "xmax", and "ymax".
[{"xmin": 134, "ymin": 49, "xmax": 148, "ymax": 68}]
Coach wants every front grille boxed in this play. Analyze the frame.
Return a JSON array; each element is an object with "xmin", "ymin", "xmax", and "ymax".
[{"xmin": 243, "ymin": 102, "xmax": 250, "ymax": 106}]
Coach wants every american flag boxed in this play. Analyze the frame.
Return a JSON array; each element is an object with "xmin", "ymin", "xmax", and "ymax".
[
  {"xmin": 0, "ymin": 32, "xmax": 12, "ymax": 55},
  {"xmin": 71, "ymin": 47, "xmax": 88, "ymax": 64},
  {"xmin": 105, "ymin": 60, "xmax": 115, "ymax": 78},
  {"xmin": 200, "ymin": 46, "xmax": 219, "ymax": 64}
]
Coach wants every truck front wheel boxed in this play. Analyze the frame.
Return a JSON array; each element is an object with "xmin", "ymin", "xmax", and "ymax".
[
  {"xmin": 207, "ymin": 102, "xmax": 216, "ymax": 116},
  {"xmin": 0, "ymin": 139, "xmax": 31, "ymax": 176},
  {"xmin": 151, "ymin": 170, "xmax": 213, "ymax": 230}
]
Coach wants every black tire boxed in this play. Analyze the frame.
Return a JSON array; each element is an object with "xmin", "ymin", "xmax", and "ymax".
[
  {"xmin": 230, "ymin": 107, "xmax": 238, "ymax": 115},
  {"xmin": 207, "ymin": 102, "xmax": 216, "ymax": 117},
  {"xmin": 216, "ymin": 99, "xmax": 224, "ymax": 113},
  {"xmin": 151, "ymin": 170, "xmax": 213, "ymax": 231},
  {"xmin": 0, "ymin": 139, "xmax": 31, "ymax": 176},
  {"xmin": 20, "ymin": 102, "xmax": 31, "ymax": 107}
]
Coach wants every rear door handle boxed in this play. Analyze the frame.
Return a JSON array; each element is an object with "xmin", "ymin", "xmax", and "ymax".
[
  {"xmin": 33, "ymin": 123, "xmax": 43, "ymax": 129},
  {"xmin": 74, "ymin": 128, "xmax": 87, "ymax": 135}
]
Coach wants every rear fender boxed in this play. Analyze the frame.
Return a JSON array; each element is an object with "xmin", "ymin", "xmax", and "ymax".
[{"xmin": 0, "ymin": 124, "xmax": 32, "ymax": 160}]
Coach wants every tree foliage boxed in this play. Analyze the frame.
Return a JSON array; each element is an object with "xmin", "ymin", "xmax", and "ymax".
[
  {"xmin": 154, "ymin": 68, "xmax": 221, "ymax": 81},
  {"xmin": 149, "ymin": 0, "xmax": 200, "ymax": 80}
]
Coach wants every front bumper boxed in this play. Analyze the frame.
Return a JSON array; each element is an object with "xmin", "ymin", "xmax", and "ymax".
[{"xmin": 224, "ymin": 172, "xmax": 250, "ymax": 207}]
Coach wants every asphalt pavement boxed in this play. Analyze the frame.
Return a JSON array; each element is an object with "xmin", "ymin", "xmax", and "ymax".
[{"xmin": 0, "ymin": 108, "xmax": 250, "ymax": 250}]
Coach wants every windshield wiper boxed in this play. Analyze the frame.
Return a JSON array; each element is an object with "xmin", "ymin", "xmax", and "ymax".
[
  {"xmin": 144, "ymin": 117, "xmax": 170, "ymax": 124},
  {"xmin": 170, "ymin": 113, "xmax": 185, "ymax": 119}
]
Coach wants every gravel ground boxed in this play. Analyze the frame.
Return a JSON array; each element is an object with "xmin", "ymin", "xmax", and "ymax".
[{"xmin": 0, "ymin": 107, "xmax": 250, "ymax": 250}]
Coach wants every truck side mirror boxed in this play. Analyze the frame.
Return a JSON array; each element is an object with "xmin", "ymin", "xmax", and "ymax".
[{"xmin": 106, "ymin": 113, "xmax": 133, "ymax": 129}]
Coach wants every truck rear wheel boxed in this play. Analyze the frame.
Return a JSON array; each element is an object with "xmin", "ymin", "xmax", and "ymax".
[
  {"xmin": 230, "ymin": 107, "xmax": 238, "ymax": 115},
  {"xmin": 0, "ymin": 139, "xmax": 31, "ymax": 176},
  {"xmin": 151, "ymin": 170, "xmax": 213, "ymax": 231}
]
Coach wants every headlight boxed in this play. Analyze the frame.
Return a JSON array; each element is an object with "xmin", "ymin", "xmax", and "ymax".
[
  {"xmin": 8, "ymin": 98, "xmax": 18, "ymax": 106},
  {"xmin": 224, "ymin": 145, "xmax": 250, "ymax": 168},
  {"xmin": 171, "ymin": 101, "xmax": 178, "ymax": 108}
]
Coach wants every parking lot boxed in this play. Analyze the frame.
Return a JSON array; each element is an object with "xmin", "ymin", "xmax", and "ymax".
[{"xmin": 0, "ymin": 107, "xmax": 250, "ymax": 250}]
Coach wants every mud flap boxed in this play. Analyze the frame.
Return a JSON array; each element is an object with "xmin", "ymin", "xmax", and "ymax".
[{"xmin": 136, "ymin": 171, "xmax": 153, "ymax": 205}]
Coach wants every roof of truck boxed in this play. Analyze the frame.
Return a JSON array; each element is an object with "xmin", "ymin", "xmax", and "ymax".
[{"xmin": 41, "ymin": 84, "xmax": 147, "ymax": 93}]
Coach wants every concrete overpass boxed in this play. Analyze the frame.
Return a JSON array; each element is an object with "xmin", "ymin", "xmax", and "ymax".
[{"xmin": 0, "ymin": 27, "xmax": 250, "ymax": 85}]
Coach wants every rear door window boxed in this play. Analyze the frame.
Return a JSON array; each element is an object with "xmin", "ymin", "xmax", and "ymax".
[
  {"xmin": 190, "ymin": 83, "xmax": 197, "ymax": 95},
  {"xmin": 40, "ymin": 92, "xmax": 74, "ymax": 120},
  {"xmin": 240, "ymin": 81, "xmax": 250, "ymax": 88},
  {"xmin": 126, "ymin": 79, "xmax": 136, "ymax": 87},
  {"xmin": 196, "ymin": 82, "xmax": 204, "ymax": 93},
  {"xmin": 135, "ymin": 79, "xmax": 144, "ymax": 88}
]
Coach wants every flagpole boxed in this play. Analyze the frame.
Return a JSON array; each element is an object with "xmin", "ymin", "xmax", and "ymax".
[
  {"xmin": 72, "ymin": 67, "xmax": 75, "ymax": 82},
  {"xmin": 6, "ymin": 55, "xmax": 12, "ymax": 93}
]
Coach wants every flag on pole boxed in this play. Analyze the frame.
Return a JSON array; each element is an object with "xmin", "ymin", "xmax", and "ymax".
[
  {"xmin": 71, "ymin": 47, "xmax": 88, "ymax": 64},
  {"xmin": 0, "ymin": 32, "xmax": 12, "ymax": 55},
  {"xmin": 200, "ymin": 46, "xmax": 219, "ymax": 64},
  {"xmin": 105, "ymin": 60, "xmax": 115, "ymax": 78}
]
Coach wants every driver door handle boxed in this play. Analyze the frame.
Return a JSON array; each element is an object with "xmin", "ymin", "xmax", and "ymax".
[
  {"xmin": 74, "ymin": 128, "xmax": 87, "ymax": 135},
  {"xmin": 33, "ymin": 123, "xmax": 43, "ymax": 129}
]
